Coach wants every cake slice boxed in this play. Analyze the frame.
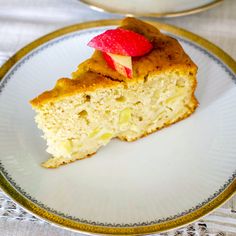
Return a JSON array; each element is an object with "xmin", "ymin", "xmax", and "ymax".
[{"xmin": 30, "ymin": 17, "xmax": 198, "ymax": 168}]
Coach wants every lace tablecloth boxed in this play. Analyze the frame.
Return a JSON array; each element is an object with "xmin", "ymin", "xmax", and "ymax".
[{"xmin": 0, "ymin": 0, "xmax": 235, "ymax": 235}]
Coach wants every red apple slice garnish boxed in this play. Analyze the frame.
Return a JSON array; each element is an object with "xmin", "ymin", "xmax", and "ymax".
[
  {"xmin": 88, "ymin": 28, "xmax": 152, "ymax": 57},
  {"xmin": 103, "ymin": 52, "xmax": 133, "ymax": 78},
  {"xmin": 102, "ymin": 52, "xmax": 116, "ymax": 70}
]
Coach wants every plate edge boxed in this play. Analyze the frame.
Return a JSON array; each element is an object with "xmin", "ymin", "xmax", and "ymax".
[
  {"xmin": 0, "ymin": 19, "xmax": 236, "ymax": 235},
  {"xmin": 79, "ymin": 0, "xmax": 224, "ymax": 18}
]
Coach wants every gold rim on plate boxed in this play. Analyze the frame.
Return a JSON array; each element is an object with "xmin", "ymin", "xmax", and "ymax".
[
  {"xmin": 80, "ymin": 0, "xmax": 224, "ymax": 18},
  {"xmin": 0, "ymin": 19, "xmax": 236, "ymax": 235}
]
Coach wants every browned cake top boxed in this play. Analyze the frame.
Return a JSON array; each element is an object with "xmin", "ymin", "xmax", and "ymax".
[
  {"xmin": 31, "ymin": 17, "xmax": 197, "ymax": 108},
  {"xmin": 73, "ymin": 17, "xmax": 197, "ymax": 82},
  {"xmin": 30, "ymin": 72, "xmax": 119, "ymax": 108}
]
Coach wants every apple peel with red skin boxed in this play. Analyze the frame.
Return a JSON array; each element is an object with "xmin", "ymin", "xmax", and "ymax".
[
  {"xmin": 88, "ymin": 28, "xmax": 153, "ymax": 77},
  {"xmin": 102, "ymin": 52, "xmax": 132, "ymax": 78},
  {"xmin": 88, "ymin": 28, "xmax": 152, "ymax": 57}
]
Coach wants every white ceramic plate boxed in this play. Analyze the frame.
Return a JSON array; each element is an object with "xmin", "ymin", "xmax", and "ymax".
[
  {"xmin": 80, "ymin": 0, "xmax": 223, "ymax": 18},
  {"xmin": 0, "ymin": 20, "xmax": 235, "ymax": 235}
]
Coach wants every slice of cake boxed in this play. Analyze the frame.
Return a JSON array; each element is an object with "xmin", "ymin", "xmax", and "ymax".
[{"xmin": 30, "ymin": 17, "xmax": 198, "ymax": 168}]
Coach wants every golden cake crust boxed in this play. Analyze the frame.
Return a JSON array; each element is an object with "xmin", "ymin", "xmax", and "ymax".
[
  {"xmin": 31, "ymin": 17, "xmax": 197, "ymax": 108},
  {"xmin": 30, "ymin": 71, "xmax": 119, "ymax": 108}
]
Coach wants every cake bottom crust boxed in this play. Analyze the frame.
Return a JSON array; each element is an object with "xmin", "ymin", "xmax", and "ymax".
[{"xmin": 42, "ymin": 152, "xmax": 96, "ymax": 168}]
